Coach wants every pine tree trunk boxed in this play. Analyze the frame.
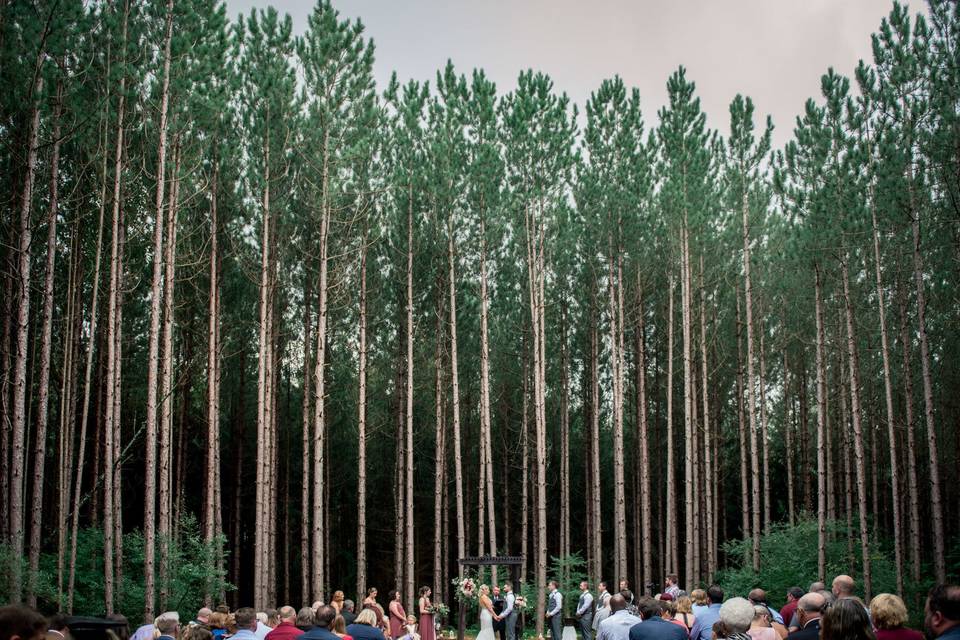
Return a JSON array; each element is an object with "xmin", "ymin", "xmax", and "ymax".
[
  {"xmin": 256, "ymin": 135, "xmax": 273, "ymax": 607},
  {"xmin": 897, "ymin": 286, "xmax": 921, "ymax": 583},
  {"xmin": 609, "ymin": 244, "xmax": 627, "ymax": 583},
  {"xmin": 909, "ymin": 187, "xmax": 946, "ymax": 582},
  {"xmin": 589, "ymin": 308, "xmax": 601, "ymax": 586},
  {"xmin": 205, "ymin": 164, "xmax": 222, "ymax": 603},
  {"xmin": 760, "ymin": 331, "xmax": 771, "ymax": 532},
  {"xmin": 814, "ymin": 267, "xmax": 828, "ymax": 579},
  {"xmin": 784, "ymin": 351, "xmax": 795, "ymax": 527},
  {"xmin": 636, "ymin": 278, "xmax": 652, "ymax": 587},
  {"xmin": 356, "ymin": 237, "xmax": 367, "ymax": 601},
  {"xmin": 840, "ymin": 257, "xmax": 872, "ymax": 600},
  {"xmin": 450, "ymin": 209, "xmax": 466, "ymax": 567},
  {"xmin": 698, "ymin": 256, "xmax": 714, "ymax": 582},
  {"xmin": 561, "ymin": 308, "xmax": 570, "ymax": 569},
  {"xmin": 9, "ymin": 72, "xmax": 43, "ymax": 606},
  {"xmin": 478, "ymin": 214, "xmax": 498, "ymax": 579},
  {"xmin": 432, "ymin": 298, "xmax": 445, "ymax": 602},
  {"xmin": 405, "ymin": 190, "xmax": 415, "ymax": 612},
  {"xmin": 742, "ymin": 194, "xmax": 761, "ymax": 572},
  {"xmin": 112, "ymin": 208, "xmax": 126, "ymax": 597},
  {"xmin": 521, "ymin": 348, "xmax": 529, "ymax": 584},
  {"xmin": 27, "ymin": 86, "xmax": 62, "ymax": 606},
  {"xmin": 681, "ymin": 224, "xmax": 694, "ymax": 588},
  {"xmin": 665, "ymin": 274, "xmax": 676, "ymax": 574},
  {"xmin": 870, "ymin": 203, "xmax": 903, "ymax": 594},
  {"xmin": 735, "ymin": 290, "xmax": 750, "ymax": 541},
  {"xmin": 143, "ymin": 0, "xmax": 172, "ymax": 616}
]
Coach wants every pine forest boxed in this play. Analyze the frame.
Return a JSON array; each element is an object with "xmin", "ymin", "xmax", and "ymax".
[{"xmin": 1, "ymin": 0, "xmax": 959, "ymax": 628}]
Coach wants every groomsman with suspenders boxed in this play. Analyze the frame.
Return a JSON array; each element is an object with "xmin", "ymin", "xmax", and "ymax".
[
  {"xmin": 547, "ymin": 581, "xmax": 564, "ymax": 640},
  {"xmin": 502, "ymin": 583, "xmax": 518, "ymax": 640},
  {"xmin": 576, "ymin": 582, "xmax": 595, "ymax": 640}
]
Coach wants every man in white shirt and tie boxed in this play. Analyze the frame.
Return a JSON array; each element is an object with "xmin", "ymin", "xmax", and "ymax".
[
  {"xmin": 576, "ymin": 582, "xmax": 595, "ymax": 640},
  {"xmin": 547, "ymin": 580, "xmax": 564, "ymax": 640}
]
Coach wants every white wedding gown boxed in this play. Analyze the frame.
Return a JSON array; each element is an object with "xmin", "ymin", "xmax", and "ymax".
[{"xmin": 477, "ymin": 601, "xmax": 496, "ymax": 640}]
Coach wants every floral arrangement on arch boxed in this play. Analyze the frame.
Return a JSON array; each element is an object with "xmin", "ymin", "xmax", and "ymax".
[
  {"xmin": 513, "ymin": 595, "xmax": 530, "ymax": 613},
  {"xmin": 430, "ymin": 603, "xmax": 450, "ymax": 618},
  {"xmin": 452, "ymin": 576, "xmax": 478, "ymax": 603}
]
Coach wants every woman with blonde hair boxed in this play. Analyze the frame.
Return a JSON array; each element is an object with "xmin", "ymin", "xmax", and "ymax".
[
  {"xmin": 747, "ymin": 606, "xmax": 777, "ymax": 640},
  {"xmin": 332, "ymin": 592, "xmax": 346, "ymax": 614},
  {"xmin": 676, "ymin": 596, "xmax": 697, "ymax": 633},
  {"xmin": 347, "ymin": 609, "xmax": 387, "ymax": 640},
  {"xmin": 869, "ymin": 594, "xmax": 922, "ymax": 640}
]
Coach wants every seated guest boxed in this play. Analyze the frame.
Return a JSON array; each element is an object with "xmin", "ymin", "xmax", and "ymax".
[
  {"xmin": 747, "ymin": 607, "xmax": 776, "ymax": 640},
  {"xmin": 346, "ymin": 609, "xmax": 388, "ymax": 640},
  {"xmin": 303, "ymin": 607, "xmax": 340, "ymax": 640},
  {"xmin": 156, "ymin": 612, "xmax": 180, "ymax": 640},
  {"xmin": 267, "ymin": 607, "xmax": 304, "ymax": 640},
  {"xmin": 675, "ymin": 597, "xmax": 697, "ymax": 633},
  {"xmin": 746, "ymin": 591, "xmax": 785, "ymax": 639},
  {"xmin": 0, "ymin": 605, "xmax": 49, "ymax": 640},
  {"xmin": 689, "ymin": 586, "xmax": 725, "ymax": 640},
  {"xmin": 716, "ymin": 598, "xmax": 755, "ymax": 640},
  {"xmin": 789, "ymin": 592, "xmax": 825, "ymax": 640},
  {"xmin": 658, "ymin": 600, "xmax": 689, "ymax": 633},
  {"xmin": 629, "ymin": 598, "xmax": 687, "ymax": 640},
  {"xmin": 46, "ymin": 614, "xmax": 70, "ymax": 640},
  {"xmin": 208, "ymin": 613, "xmax": 230, "ymax": 640},
  {"xmin": 780, "ymin": 590, "xmax": 803, "ymax": 633},
  {"xmin": 234, "ymin": 610, "xmax": 261, "ymax": 640},
  {"xmin": 183, "ymin": 627, "xmax": 214, "ymax": 640},
  {"xmin": 820, "ymin": 599, "xmax": 874, "ymax": 640},
  {"xmin": 598, "ymin": 595, "xmax": 641, "ymax": 640},
  {"xmin": 331, "ymin": 616, "xmax": 352, "ymax": 640},
  {"xmin": 924, "ymin": 584, "xmax": 960, "ymax": 640},
  {"xmin": 341, "ymin": 603, "xmax": 357, "ymax": 628},
  {"xmin": 870, "ymin": 595, "xmax": 922, "ymax": 640},
  {"xmin": 296, "ymin": 609, "xmax": 315, "ymax": 632},
  {"xmin": 690, "ymin": 591, "xmax": 709, "ymax": 619}
]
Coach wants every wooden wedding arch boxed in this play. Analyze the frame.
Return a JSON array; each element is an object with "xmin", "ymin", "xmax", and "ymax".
[{"xmin": 456, "ymin": 555, "xmax": 524, "ymax": 640}]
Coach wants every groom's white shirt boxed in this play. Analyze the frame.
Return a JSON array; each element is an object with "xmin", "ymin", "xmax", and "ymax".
[
  {"xmin": 501, "ymin": 592, "xmax": 515, "ymax": 618},
  {"xmin": 547, "ymin": 590, "xmax": 563, "ymax": 617},
  {"xmin": 576, "ymin": 591, "xmax": 594, "ymax": 617}
]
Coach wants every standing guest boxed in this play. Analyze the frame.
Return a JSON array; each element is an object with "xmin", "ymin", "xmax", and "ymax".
[
  {"xmin": 332, "ymin": 594, "xmax": 346, "ymax": 615},
  {"xmin": 621, "ymin": 582, "xmax": 634, "ymax": 604},
  {"xmin": 501, "ymin": 583, "xmax": 518, "ymax": 640},
  {"xmin": 689, "ymin": 587, "xmax": 724, "ymax": 640},
  {"xmin": 266, "ymin": 607, "xmax": 304, "ymax": 640},
  {"xmin": 788, "ymin": 592, "xmax": 825, "ymax": 640},
  {"xmin": 342, "ymin": 603, "xmax": 357, "ymax": 629},
  {"xmin": 830, "ymin": 577, "xmax": 870, "ymax": 622},
  {"xmin": 820, "ymin": 599, "xmax": 874, "ymax": 640},
  {"xmin": 256, "ymin": 613, "xmax": 277, "ymax": 640},
  {"xmin": 546, "ymin": 581, "xmax": 564, "ymax": 640},
  {"xmin": 331, "ymin": 616, "xmax": 352, "ymax": 640},
  {"xmin": 233, "ymin": 611, "xmax": 261, "ymax": 640},
  {"xmin": 576, "ymin": 582, "xmax": 595, "ymax": 640},
  {"xmin": 747, "ymin": 607, "xmax": 776, "ymax": 640},
  {"xmin": 924, "ymin": 585, "xmax": 960, "ymax": 640},
  {"xmin": 598, "ymin": 595, "xmax": 640, "ymax": 640},
  {"xmin": 418, "ymin": 587, "xmax": 435, "ymax": 640},
  {"xmin": 388, "ymin": 592, "xmax": 407, "ymax": 640},
  {"xmin": 870, "ymin": 594, "xmax": 922, "ymax": 640},
  {"xmin": 346, "ymin": 610, "xmax": 387, "ymax": 640},
  {"xmin": 296, "ymin": 609, "xmax": 315, "ymax": 632},
  {"xmin": 302, "ymin": 607, "xmax": 340, "ymax": 640},
  {"xmin": 595, "ymin": 583, "xmax": 613, "ymax": 634},
  {"xmin": 0, "ymin": 606, "xmax": 48, "ymax": 640},
  {"xmin": 157, "ymin": 613, "xmax": 181, "ymax": 640},
  {"xmin": 629, "ymin": 598, "xmax": 687, "ymax": 640},
  {"xmin": 664, "ymin": 576, "xmax": 681, "ymax": 601},
  {"xmin": 621, "ymin": 593, "xmax": 639, "ymax": 618}
]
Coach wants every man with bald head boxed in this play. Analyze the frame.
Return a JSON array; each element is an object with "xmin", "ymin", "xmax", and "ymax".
[
  {"xmin": 266, "ymin": 607, "xmax": 304, "ymax": 640},
  {"xmin": 832, "ymin": 576, "xmax": 855, "ymax": 599},
  {"xmin": 598, "ymin": 595, "xmax": 640, "ymax": 640},
  {"xmin": 787, "ymin": 593, "xmax": 825, "ymax": 640}
]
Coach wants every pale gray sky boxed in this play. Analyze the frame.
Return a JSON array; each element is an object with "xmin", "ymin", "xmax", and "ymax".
[{"xmin": 225, "ymin": 0, "xmax": 915, "ymax": 148}]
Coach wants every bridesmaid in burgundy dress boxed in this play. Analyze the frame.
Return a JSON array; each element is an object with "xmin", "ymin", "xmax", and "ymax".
[
  {"xmin": 389, "ymin": 590, "xmax": 407, "ymax": 640},
  {"xmin": 418, "ymin": 586, "xmax": 435, "ymax": 640}
]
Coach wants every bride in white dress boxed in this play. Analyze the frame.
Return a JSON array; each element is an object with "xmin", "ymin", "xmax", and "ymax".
[{"xmin": 476, "ymin": 585, "xmax": 498, "ymax": 640}]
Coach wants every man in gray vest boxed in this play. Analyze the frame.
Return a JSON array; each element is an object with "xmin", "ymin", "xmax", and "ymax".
[
  {"xmin": 501, "ymin": 582, "xmax": 518, "ymax": 640},
  {"xmin": 576, "ymin": 582, "xmax": 595, "ymax": 640},
  {"xmin": 547, "ymin": 581, "xmax": 564, "ymax": 640}
]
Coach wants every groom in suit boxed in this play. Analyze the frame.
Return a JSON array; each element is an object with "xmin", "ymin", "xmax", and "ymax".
[
  {"xmin": 546, "ymin": 581, "xmax": 563, "ymax": 640},
  {"xmin": 502, "ymin": 583, "xmax": 518, "ymax": 640}
]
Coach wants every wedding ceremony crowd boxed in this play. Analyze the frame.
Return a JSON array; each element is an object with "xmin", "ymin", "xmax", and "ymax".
[{"xmin": 2, "ymin": 575, "xmax": 959, "ymax": 640}]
